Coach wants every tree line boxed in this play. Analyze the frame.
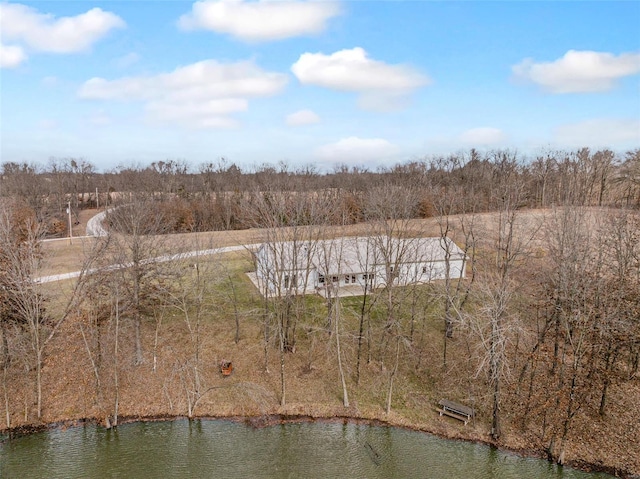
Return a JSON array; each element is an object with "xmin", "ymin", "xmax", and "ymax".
[{"xmin": 1, "ymin": 148, "xmax": 639, "ymax": 236}]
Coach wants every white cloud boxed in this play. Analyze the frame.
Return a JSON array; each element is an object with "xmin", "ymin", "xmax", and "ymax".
[
  {"xmin": 459, "ymin": 127, "xmax": 507, "ymax": 145},
  {"xmin": 146, "ymin": 98, "xmax": 247, "ymax": 128},
  {"xmin": 78, "ymin": 59, "xmax": 288, "ymax": 128},
  {"xmin": 178, "ymin": 0, "xmax": 341, "ymax": 41},
  {"xmin": 553, "ymin": 118, "xmax": 640, "ymax": 147},
  {"xmin": 316, "ymin": 136, "xmax": 399, "ymax": 163},
  {"xmin": 0, "ymin": 3, "xmax": 124, "ymax": 53},
  {"xmin": 0, "ymin": 42, "xmax": 26, "ymax": 68},
  {"xmin": 292, "ymin": 47, "xmax": 429, "ymax": 111},
  {"xmin": 512, "ymin": 50, "xmax": 640, "ymax": 93},
  {"xmin": 285, "ymin": 109, "xmax": 320, "ymax": 126},
  {"xmin": 0, "ymin": 3, "xmax": 124, "ymax": 66}
]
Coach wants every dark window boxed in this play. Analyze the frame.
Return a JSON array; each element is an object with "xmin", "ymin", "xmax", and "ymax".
[
  {"xmin": 344, "ymin": 275, "xmax": 350, "ymax": 284},
  {"xmin": 318, "ymin": 274, "xmax": 325, "ymax": 284}
]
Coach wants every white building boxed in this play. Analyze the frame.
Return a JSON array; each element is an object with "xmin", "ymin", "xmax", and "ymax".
[{"xmin": 253, "ymin": 236, "xmax": 466, "ymax": 297}]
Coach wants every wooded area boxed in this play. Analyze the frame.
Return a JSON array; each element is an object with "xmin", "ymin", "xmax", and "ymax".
[
  {"xmin": 1, "ymin": 148, "xmax": 639, "ymax": 236},
  {"xmin": 1, "ymin": 147, "xmax": 639, "ymax": 476}
]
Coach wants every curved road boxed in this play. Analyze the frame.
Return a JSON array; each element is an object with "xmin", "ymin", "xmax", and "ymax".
[
  {"xmin": 35, "ymin": 208, "xmax": 258, "ymax": 284},
  {"xmin": 85, "ymin": 209, "xmax": 109, "ymax": 237}
]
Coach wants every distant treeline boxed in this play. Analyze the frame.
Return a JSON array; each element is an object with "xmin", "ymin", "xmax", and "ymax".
[{"xmin": 2, "ymin": 148, "xmax": 639, "ymax": 235}]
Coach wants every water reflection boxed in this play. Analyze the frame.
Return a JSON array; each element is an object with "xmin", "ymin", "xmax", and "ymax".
[{"xmin": 0, "ymin": 420, "xmax": 613, "ymax": 479}]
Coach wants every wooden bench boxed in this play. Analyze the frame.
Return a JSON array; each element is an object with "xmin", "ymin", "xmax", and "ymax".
[{"xmin": 438, "ymin": 399, "xmax": 474, "ymax": 425}]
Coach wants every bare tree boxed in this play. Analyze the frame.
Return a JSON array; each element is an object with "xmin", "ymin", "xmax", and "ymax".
[
  {"xmin": 103, "ymin": 196, "xmax": 173, "ymax": 365},
  {"xmin": 430, "ymin": 155, "xmax": 478, "ymax": 367},
  {"xmin": 167, "ymin": 236, "xmax": 221, "ymax": 418},
  {"xmin": 464, "ymin": 153, "xmax": 538, "ymax": 440},
  {"xmin": 247, "ymin": 186, "xmax": 323, "ymax": 406},
  {"xmin": 354, "ymin": 236, "xmax": 379, "ymax": 385},
  {"xmin": 363, "ymin": 182, "xmax": 421, "ymax": 414},
  {"xmin": 0, "ymin": 162, "xmax": 46, "ymax": 215},
  {"xmin": 592, "ymin": 211, "xmax": 640, "ymax": 415},
  {"xmin": 615, "ymin": 149, "xmax": 640, "ymax": 207},
  {"xmin": 315, "ymin": 236, "xmax": 350, "ymax": 408},
  {"xmin": 0, "ymin": 199, "xmax": 102, "ymax": 420}
]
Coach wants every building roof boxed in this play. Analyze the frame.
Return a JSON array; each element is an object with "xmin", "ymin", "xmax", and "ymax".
[{"xmin": 256, "ymin": 236, "xmax": 465, "ymax": 275}]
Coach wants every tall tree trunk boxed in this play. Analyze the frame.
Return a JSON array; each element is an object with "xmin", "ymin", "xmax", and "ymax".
[
  {"xmin": 1, "ymin": 326, "xmax": 9, "ymax": 428},
  {"xmin": 262, "ymin": 295, "xmax": 270, "ymax": 373},
  {"xmin": 335, "ymin": 299, "xmax": 349, "ymax": 408},
  {"xmin": 385, "ymin": 333, "xmax": 401, "ymax": 415},
  {"xmin": 3, "ymin": 363, "xmax": 9, "ymax": 428},
  {"xmin": 153, "ymin": 311, "xmax": 162, "ymax": 373},
  {"xmin": 79, "ymin": 322, "xmax": 101, "ymax": 402},
  {"xmin": 279, "ymin": 311, "xmax": 286, "ymax": 407},
  {"xmin": 355, "ymin": 288, "xmax": 367, "ymax": 386},
  {"xmin": 134, "ymin": 315, "xmax": 142, "ymax": 366},
  {"xmin": 35, "ymin": 333, "xmax": 42, "ymax": 420},
  {"xmin": 113, "ymin": 296, "xmax": 120, "ymax": 427},
  {"xmin": 489, "ymin": 311, "xmax": 502, "ymax": 440},
  {"xmin": 599, "ymin": 346, "xmax": 618, "ymax": 416},
  {"xmin": 229, "ymin": 275, "xmax": 240, "ymax": 344}
]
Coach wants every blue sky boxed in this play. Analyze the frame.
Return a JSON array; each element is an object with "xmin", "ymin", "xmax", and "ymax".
[{"xmin": 1, "ymin": 1, "xmax": 639, "ymax": 172}]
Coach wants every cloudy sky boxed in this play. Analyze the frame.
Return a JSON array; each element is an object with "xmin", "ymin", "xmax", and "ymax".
[{"xmin": 1, "ymin": 1, "xmax": 639, "ymax": 171}]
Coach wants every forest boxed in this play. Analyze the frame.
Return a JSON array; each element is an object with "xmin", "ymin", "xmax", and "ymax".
[{"xmin": 1, "ymin": 147, "xmax": 639, "ymax": 476}]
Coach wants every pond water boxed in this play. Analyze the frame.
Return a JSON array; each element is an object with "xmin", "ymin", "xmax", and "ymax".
[{"xmin": 0, "ymin": 420, "xmax": 612, "ymax": 479}]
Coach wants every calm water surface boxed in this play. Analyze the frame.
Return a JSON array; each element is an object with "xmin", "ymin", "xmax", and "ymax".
[{"xmin": 0, "ymin": 420, "xmax": 613, "ymax": 479}]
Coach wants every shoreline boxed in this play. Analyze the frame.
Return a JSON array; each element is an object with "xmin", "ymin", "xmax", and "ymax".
[{"xmin": 1, "ymin": 412, "xmax": 634, "ymax": 478}]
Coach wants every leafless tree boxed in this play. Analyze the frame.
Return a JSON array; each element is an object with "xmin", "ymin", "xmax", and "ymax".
[
  {"xmin": 246, "ymin": 186, "xmax": 324, "ymax": 406},
  {"xmin": 103, "ymin": 196, "xmax": 174, "ymax": 365},
  {"xmin": 0, "ymin": 199, "xmax": 102, "ymax": 421},
  {"xmin": 167, "ymin": 236, "xmax": 222, "ymax": 418},
  {"xmin": 354, "ymin": 236, "xmax": 379, "ymax": 385},
  {"xmin": 615, "ymin": 149, "xmax": 640, "ymax": 207},
  {"xmin": 363, "ymin": 182, "xmax": 422, "ymax": 414},
  {"xmin": 315, "ymin": 235, "xmax": 350, "ymax": 407},
  {"xmin": 464, "ymin": 153, "xmax": 538, "ymax": 440},
  {"xmin": 430, "ymin": 155, "xmax": 478, "ymax": 367}
]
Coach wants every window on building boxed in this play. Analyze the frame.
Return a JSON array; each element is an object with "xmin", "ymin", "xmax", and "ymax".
[
  {"xmin": 344, "ymin": 275, "xmax": 350, "ymax": 284},
  {"xmin": 332, "ymin": 276, "xmax": 339, "ymax": 283},
  {"xmin": 318, "ymin": 274, "xmax": 325, "ymax": 284}
]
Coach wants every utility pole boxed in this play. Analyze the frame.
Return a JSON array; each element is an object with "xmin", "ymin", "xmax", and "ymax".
[{"xmin": 67, "ymin": 201, "xmax": 73, "ymax": 245}]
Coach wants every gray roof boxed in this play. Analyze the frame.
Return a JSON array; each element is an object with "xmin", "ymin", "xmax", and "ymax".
[{"xmin": 256, "ymin": 236, "xmax": 465, "ymax": 275}]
